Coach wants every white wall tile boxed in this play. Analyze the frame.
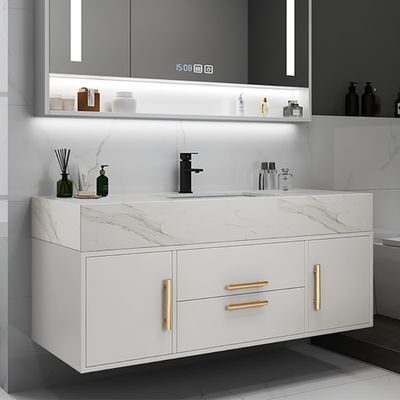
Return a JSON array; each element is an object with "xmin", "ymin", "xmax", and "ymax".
[
  {"xmin": 333, "ymin": 118, "xmax": 400, "ymax": 191},
  {"xmin": 8, "ymin": 0, "xmax": 32, "ymax": 10},
  {"xmin": 0, "ymin": 98, "xmax": 8, "ymax": 197},
  {"xmin": 0, "ymin": 0, "xmax": 7, "ymax": 93},
  {"xmin": 7, "ymin": 7, "xmax": 33, "ymax": 106}
]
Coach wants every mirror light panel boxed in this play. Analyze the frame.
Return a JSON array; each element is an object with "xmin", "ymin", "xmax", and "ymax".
[
  {"xmin": 70, "ymin": 0, "xmax": 82, "ymax": 62},
  {"xmin": 286, "ymin": 0, "xmax": 295, "ymax": 76}
]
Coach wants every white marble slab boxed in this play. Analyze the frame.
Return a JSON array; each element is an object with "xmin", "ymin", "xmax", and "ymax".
[
  {"xmin": 32, "ymin": 190, "xmax": 373, "ymax": 251},
  {"xmin": 31, "ymin": 197, "xmax": 80, "ymax": 250}
]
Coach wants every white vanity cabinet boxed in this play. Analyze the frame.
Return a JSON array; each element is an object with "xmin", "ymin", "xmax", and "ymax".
[
  {"xmin": 31, "ymin": 191, "xmax": 374, "ymax": 373},
  {"xmin": 308, "ymin": 236, "xmax": 372, "ymax": 333},
  {"xmin": 85, "ymin": 252, "xmax": 173, "ymax": 367}
]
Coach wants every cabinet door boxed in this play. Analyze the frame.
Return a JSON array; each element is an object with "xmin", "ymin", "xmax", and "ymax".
[
  {"xmin": 86, "ymin": 252, "xmax": 172, "ymax": 367},
  {"xmin": 50, "ymin": 0, "xmax": 130, "ymax": 77},
  {"xmin": 309, "ymin": 236, "xmax": 372, "ymax": 333}
]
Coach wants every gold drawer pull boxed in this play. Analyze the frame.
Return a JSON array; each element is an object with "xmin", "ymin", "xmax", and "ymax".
[
  {"xmin": 226, "ymin": 281, "xmax": 270, "ymax": 291},
  {"xmin": 314, "ymin": 264, "xmax": 321, "ymax": 311},
  {"xmin": 163, "ymin": 279, "xmax": 172, "ymax": 331},
  {"xmin": 226, "ymin": 300, "xmax": 269, "ymax": 311}
]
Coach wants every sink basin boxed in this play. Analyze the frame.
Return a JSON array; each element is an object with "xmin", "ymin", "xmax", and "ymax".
[{"xmin": 167, "ymin": 193, "xmax": 258, "ymax": 199}]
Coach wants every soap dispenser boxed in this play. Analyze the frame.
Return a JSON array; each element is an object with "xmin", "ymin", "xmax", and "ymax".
[
  {"xmin": 345, "ymin": 82, "xmax": 359, "ymax": 116},
  {"xmin": 361, "ymin": 81, "xmax": 376, "ymax": 117},
  {"xmin": 96, "ymin": 165, "xmax": 109, "ymax": 197},
  {"xmin": 395, "ymin": 90, "xmax": 400, "ymax": 118}
]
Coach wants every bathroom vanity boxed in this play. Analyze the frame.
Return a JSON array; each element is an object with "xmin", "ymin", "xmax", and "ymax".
[{"xmin": 31, "ymin": 190, "xmax": 373, "ymax": 373}]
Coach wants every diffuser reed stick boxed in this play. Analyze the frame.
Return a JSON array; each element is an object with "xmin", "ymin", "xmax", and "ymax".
[{"xmin": 54, "ymin": 148, "xmax": 71, "ymax": 173}]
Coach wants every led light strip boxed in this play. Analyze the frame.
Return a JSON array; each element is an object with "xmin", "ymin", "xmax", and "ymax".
[
  {"xmin": 286, "ymin": 0, "xmax": 295, "ymax": 76},
  {"xmin": 70, "ymin": 0, "xmax": 82, "ymax": 62}
]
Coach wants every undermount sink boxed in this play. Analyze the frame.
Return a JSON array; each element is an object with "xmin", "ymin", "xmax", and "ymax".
[{"xmin": 166, "ymin": 192, "xmax": 270, "ymax": 199}]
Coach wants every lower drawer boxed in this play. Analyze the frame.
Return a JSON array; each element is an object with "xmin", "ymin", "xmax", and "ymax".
[{"xmin": 177, "ymin": 288, "xmax": 305, "ymax": 352}]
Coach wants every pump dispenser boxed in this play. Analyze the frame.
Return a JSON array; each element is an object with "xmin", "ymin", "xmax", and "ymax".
[
  {"xmin": 361, "ymin": 81, "xmax": 376, "ymax": 117},
  {"xmin": 96, "ymin": 165, "xmax": 109, "ymax": 197},
  {"xmin": 395, "ymin": 90, "xmax": 400, "ymax": 118},
  {"xmin": 345, "ymin": 82, "xmax": 359, "ymax": 116}
]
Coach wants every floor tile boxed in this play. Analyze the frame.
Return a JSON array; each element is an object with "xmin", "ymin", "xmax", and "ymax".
[
  {"xmin": 274, "ymin": 373, "xmax": 400, "ymax": 400},
  {"xmin": 9, "ymin": 345, "xmax": 394, "ymax": 400},
  {"xmin": 230, "ymin": 344, "xmax": 390, "ymax": 400}
]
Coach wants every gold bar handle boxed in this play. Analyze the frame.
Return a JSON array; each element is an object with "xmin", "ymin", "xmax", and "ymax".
[
  {"xmin": 225, "ymin": 281, "xmax": 270, "ymax": 291},
  {"xmin": 163, "ymin": 279, "xmax": 172, "ymax": 331},
  {"xmin": 226, "ymin": 300, "xmax": 269, "ymax": 311},
  {"xmin": 314, "ymin": 264, "xmax": 321, "ymax": 311}
]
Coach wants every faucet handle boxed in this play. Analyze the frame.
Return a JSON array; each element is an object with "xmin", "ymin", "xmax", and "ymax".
[{"xmin": 180, "ymin": 152, "xmax": 198, "ymax": 161}]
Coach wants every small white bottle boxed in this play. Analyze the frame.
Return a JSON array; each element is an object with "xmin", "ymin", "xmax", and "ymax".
[
  {"xmin": 237, "ymin": 93, "xmax": 245, "ymax": 116},
  {"xmin": 268, "ymin": 162, "xmax": 278, "ymax": 190},
  {"xmin": 261, "ymin": 97, "xmax": 269, "ymax": 117}
]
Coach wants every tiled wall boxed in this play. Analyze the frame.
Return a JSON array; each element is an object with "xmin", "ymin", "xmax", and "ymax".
[
  {"xmin": 310, "ymin": 115, "xmax": 400, "ymax": 240},
  {"xmin": 0, "ymin": 0, "xmax": 8, "ymax": 392}
]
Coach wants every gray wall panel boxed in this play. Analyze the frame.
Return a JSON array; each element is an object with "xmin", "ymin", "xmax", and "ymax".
[{"xmin": 313, "ymin": 0, "xmax": 400, "ymax": 117}]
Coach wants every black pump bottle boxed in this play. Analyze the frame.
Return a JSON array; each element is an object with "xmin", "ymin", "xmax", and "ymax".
[
  {"xmin": 345, "ymin": 82, "xmax": 359, "ymax": 116},
  {"xmin": 395, "ymin": 90, "xmax": 400, "ymax": 118},
  {"xmin": 361, "ymin": 81, "xmax": 376, "ymax": 117}
]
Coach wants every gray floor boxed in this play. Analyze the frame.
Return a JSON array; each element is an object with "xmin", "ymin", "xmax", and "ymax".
[{"xmin": 2, "ymin": 344, "xmax": 400, "ymax": 400}]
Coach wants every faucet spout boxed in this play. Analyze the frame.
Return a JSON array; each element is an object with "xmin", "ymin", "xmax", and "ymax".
[{"xmin": 179, "ymin": 153, "xmax": 203, "ymax": 194}]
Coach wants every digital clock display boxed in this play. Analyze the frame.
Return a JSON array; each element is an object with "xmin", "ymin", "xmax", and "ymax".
[{"xmin": 175, "ymin": 63, "xmax": 214, "ymax": 75}]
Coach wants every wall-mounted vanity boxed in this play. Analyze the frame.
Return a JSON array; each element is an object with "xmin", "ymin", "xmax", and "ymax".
[
  {"xmin": 31, "ymin": 190, "xmax": 373, "ymax": 373},
  {"xmin": 35, "ymin": 0, "xmax": 312, "ymax": 122}
]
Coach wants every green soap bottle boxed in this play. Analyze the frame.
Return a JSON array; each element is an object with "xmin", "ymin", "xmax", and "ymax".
[{"xmin": 96, "ymin": 165, "xmax": 109, "ymax": 197}]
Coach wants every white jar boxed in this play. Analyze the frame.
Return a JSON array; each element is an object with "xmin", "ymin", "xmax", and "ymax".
[
  {"xmin": 112, "ymin": 91, "xmax": 137, "ymax": 113},
  {"xmin": 49, "ymin": 96, "xmax": 63, "ymax": 111},
  {"xmin": 62, "ymin": 97, "xmax": 75, "ymax": 111}
]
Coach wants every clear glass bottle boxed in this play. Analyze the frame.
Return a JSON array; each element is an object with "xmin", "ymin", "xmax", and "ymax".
[
  {"xmin": 283, "ymin": 100, "xmax": 303, "ymax": 118},
  {"xmin": 268, "ymin": 162, "xmax": 278, "ymax": 190},
  {"xmin": 256, "ymin": 162, "xmax": 269, "ymax": 190},
  {"xmin": 278, "ymin": 168, "xmax": 293, "ymax": 191}
]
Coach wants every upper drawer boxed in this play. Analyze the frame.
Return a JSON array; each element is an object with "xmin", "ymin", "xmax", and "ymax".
[{"xmin": 177, "ymin": 242, "xmax": 305, "ymax": 301}]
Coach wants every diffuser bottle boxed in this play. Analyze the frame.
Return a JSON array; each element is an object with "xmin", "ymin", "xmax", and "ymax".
[
  {"xmin": 57, "ymin": 173, "xmax": 73, "ymax": 198},
  {"xmin": 54, "ymin": 148, "xmax": 73, "ymax": 198},
  {"xmin": 361, "ymin": 81, "xmax": 376, "ymax": 117},
  {"xmin": 345, "ymin": 82, "xmax": 359, "ymax": 116},
  {"xmin": 96, "ymin": 165, "xmax": 109, "ymax": 197}
]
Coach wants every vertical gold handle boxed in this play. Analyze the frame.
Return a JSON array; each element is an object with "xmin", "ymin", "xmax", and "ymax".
[
  {"xmin": 163, "ymin": 279, "xmax": 172, "ymax": 331},
  {"xmin": 314, "ymin": 264, "xmax": 321, "ymax": 311}
]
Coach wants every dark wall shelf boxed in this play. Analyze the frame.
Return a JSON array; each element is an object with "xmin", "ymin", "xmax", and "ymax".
[{"xmin": 312, "ymin": 0, "xmax": 400, "ymax": 118}]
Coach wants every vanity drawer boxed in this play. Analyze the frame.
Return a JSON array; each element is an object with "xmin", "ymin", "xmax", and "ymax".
[
  {"xmin": 177, "ymin": 242, "xmax": 305, "ymax": 301},
  {"xmin": 177, "ymin": 288, "xmax": 305, "ymax": 352}
]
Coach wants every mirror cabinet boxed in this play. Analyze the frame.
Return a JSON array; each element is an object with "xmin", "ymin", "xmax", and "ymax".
[{"xmin": 36, "ymin": 0, "xmax": 311, "ymax": 121}]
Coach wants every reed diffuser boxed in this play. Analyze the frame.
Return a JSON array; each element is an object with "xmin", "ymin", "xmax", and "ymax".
[{"xmin": 54, "ymin": 148, "xmax": 73, "ymax": 198}]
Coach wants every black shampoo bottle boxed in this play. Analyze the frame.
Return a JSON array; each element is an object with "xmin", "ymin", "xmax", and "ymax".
[
  {"xmin": 361, "ymin": 81, "xmax": 376, "ymax": 117},
  {"xmin": 345, "ymin": 82, "xmax": 359, "ymax": 116}
]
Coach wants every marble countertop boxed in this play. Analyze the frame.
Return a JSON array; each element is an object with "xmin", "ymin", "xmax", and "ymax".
[
  {"xmin": 32, "ymin": 189, "xmax": 373, "ymax": 252},
  {"xmin": 33, "ymin": 189, "xmax": 370, "ymax": 206}
]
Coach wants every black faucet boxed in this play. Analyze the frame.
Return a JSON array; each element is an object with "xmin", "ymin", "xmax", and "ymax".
[{"xmin": 179, "ymin": 153, "xmax": 204, "ymax": 194}]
